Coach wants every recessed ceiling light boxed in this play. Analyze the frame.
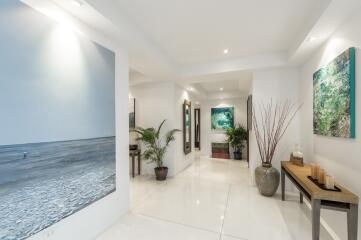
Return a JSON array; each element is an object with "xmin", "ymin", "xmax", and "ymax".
[
  {"xmin": 71, "ymin": 0, "xmax": 83, "ymax": 7},
  {"xmin": 220, "ymin": 87, "xmax": 223, "ymax": 91},
  {"xmin": 223, "ymin": 49, "xmax": 229, "ymax": 54}
]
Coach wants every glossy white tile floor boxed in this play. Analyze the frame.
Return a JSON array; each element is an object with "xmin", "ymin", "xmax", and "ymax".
[{"xmin": 97, "ymin": 158, "xmax": 333, "ymax": 240}]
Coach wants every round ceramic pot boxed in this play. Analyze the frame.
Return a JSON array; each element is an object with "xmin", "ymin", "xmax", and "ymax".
[
  {"xmin": 154, "ymin": 167, "xmax": 168, "ymax": 181},
  {"xmin": 255, "ymin": 163, "xmax": 280, "ymax": 197},
  {"xmin": 233, "ymin": 151, "xmax": 242, "ymax": 160}
]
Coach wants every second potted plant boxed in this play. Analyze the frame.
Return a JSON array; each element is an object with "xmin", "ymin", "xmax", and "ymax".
[
  {"xmin": 225, "ymin": 124, "xmax": 247, "ymax": 160},
  {"xmin": 131, "ymin": 120, "xmax": 180, "ymax": 181}
]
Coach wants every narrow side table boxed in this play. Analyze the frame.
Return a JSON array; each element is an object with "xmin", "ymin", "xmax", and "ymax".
[
  {"xmin": 129, "ymin": 149, "xmax": 141, "ymax": 178},
  {"xmin": 281, "ymin": 161, "xmax": 358, "ymax": 240}
]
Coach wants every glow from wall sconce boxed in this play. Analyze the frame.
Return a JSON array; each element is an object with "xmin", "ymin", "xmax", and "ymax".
[
  {"xmin": 188, "ymin": 87, "xmax": 194, "ymax": 91},
  {"xmin": 46, "ymin": 24, "xmax": 84, "ymax": 85},
  {"xmin": 220, "ymin": 87, "xmax": 223, "ymax": 91},
  {"xmin": 307, "ymin": 37, "xmax": 318, "ymax": 43},
  {"xmin": 71, "ymin": 0, "xmax": 83, "ymax": 7},
  {"xmin": 223, "ymin": 49, "xmax": 229, "ymax": 54},
  {"xmin": 34, "ymin": 7, "xmax": 82, "ymax": 35},
  {"xmin": 32, "ymin": 6, "xmax": 85, "ymax": 87},
  {"xmin": 320, "ymin": 38, "xmax": 346, "ymax": 66}
]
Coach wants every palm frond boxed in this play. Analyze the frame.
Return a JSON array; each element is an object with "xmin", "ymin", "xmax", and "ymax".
[
  {"xmin": 165, "ymin": 129, "xmax": 181, "ymax": 146},
  {"xmin": 135, "ymin": 119, "xmax": 180, "ymax": 168},
  {"xmin": 156, "ymin": 119, "xmax": 167, "ymax": 138},
  {"xmin": 132, "ymin": 127, "xmax": 156, "ymax": 145}
]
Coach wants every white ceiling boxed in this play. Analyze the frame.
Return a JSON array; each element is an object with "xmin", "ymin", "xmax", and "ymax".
[
  {"xmin": 194, "ymin": 70, "xmax": 252, "ymax": 94},
  {"xmin": 197, "ymin": 80, "xmax": 238, "ymax": 93},
  {"xmin": 29, "ymin": 0, "xmax": 361, "ymax": 86},
  {"xmin": 115, "ymin": 0, "xmax": 330, "ymax": 65},
  {"xmin": 195, "ymin": 78, "xmax": 250, "ymax": 99}
]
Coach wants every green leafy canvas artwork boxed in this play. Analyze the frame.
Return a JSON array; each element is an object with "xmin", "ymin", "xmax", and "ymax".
[
  {"xmin": 211, "ymin": 107, "xmax": 234, "ymax": 130},
  {"xmin": 313, "ymin": 48, "xmax": 355, "ymax": 138}
]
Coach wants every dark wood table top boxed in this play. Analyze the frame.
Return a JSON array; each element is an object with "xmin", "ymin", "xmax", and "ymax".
[{"xmin": 129, "ymin": 149, "xmax": 141, "ymax": 155}]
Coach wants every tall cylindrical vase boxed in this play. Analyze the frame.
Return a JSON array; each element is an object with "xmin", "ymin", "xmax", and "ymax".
[{"xmin": 255, "ymin": 163, "xmax": 280, "ymax": 197}]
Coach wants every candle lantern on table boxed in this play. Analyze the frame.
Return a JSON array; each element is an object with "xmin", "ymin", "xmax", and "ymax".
[
  {"xmin": 290, "ymin": 144, "xmax": 304, "ymax": 166},
  {"xmin": 325, "ymin": 175, "xmax": 335, "ymax": 190}
]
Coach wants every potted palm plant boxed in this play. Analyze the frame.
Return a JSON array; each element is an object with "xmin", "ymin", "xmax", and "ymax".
[
  {"xmin": 131, "ymin": 120, "xmax": 180, "ymax": 181},
  {"xmin": 225, "ymin": 124, "xmax": 247, "ymax": 160}
]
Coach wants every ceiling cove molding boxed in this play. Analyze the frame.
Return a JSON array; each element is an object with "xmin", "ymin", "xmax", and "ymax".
[
  {"xmin": 206, "ymin": 90, "xmax": 249, "ymax": 100},
  {"xmin": 178, "ymin": 52, "xmax": 288, "ymax": 78},
  {"xmin": 29, "ymin": 0, "xmax": 361, "ymax": 82},
  {"xmin": 288, "ymin": 0, "xmax": 361, "ymax": 65}
]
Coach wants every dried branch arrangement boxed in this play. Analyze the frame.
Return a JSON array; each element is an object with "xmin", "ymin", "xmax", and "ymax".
[{"xmin": 252, "ymin": 100, "xmax": 302, "ymax": 165}]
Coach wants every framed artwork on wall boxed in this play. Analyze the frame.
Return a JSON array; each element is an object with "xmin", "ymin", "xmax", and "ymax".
[
  {"xmin": 211, "ymin": 107, "xmax": 234, "ymax": 130},
  {"xmin": 129, "ymin": 98, "xmax": 135, "ymax": 128},
  {"xmin": 183, "ymin": 100, "xmax": 192, "ymax": 154},
  {"xmin": 0, "ymin": 2, "xmax": 116, "ymax": 239},
  {"xmin": 313, "ymin": 47, "xmax": 356, "ymax": 138}
]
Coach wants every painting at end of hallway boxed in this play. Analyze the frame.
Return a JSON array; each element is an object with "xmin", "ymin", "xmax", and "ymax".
[
  {"xmin": 211, "ymin": 107, "xmax": 234, "ymax": 130},
  {"xmin": 313, "ymin": 47, "xmax": 355, "ymax": 138}
]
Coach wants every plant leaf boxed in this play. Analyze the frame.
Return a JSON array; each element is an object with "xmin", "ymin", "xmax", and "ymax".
[{"xmin": 156, "ymin": 119, "xmax": 167, "ymax": 138}]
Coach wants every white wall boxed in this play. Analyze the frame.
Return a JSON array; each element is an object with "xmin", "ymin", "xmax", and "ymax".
[
  {"xmin": 129, "ymin": 81, "xmax": 176, "ymax": 176},
  {"xmin": 174, "ymin": 84, "xmax": 197, "ymax": 173},
  {"xmin": 200, "ymin": 98, "xmax": 248, "ymax": 158},
  {"xmin": 299, "ymin": 12, "xmax": 361, "ymax": 239},
  {"xmin": 249, "ymin": 67, "xmax": 301, "ymax": 185},
  {"xmin": 129, "ymin": 82, "xmax": 197, "ymax": 177},
  {"xmin": 0, "ymin": 1, "xmax": 115, "ymax": 145},
  {"xmin": 5, "ymin": 2, "xmax": 130, "ymax": 240}
]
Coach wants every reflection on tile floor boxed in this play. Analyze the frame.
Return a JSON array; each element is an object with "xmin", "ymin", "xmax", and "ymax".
[{"xmin": 97, "ymin": 157, "xmax": 333, "ymax": 240}]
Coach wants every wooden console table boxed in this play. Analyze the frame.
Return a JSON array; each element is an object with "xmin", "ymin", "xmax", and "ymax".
[
  {"xmin": 281, "ymin": 161, "xmax": 358, "ymax": 240},
  {"xmin": 129, "ymin": 149, "xmax": 141, "ymax": 178},
  {"xmin": 211, "ymin": 142, "xmax": 230, "ymax": 159}
]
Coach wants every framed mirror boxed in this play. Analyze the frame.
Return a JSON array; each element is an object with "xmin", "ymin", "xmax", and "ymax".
[
  {"xmin": 194, "ymin": 108, "xmax": 200, "ymax": 149},
  {"xmin": 247, "ymin": 95, "xmax": 252, "ymax": 164},
  {"xmin": 129, "ymin": 98, "xmax": 135, "ymax": 129},
  {"xmin": 183, "ymin": 100, "xmax": 192, "ymax": 154}
]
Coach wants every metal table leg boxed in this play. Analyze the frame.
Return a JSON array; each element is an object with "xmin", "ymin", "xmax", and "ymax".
[
  {"xmin": 132, "ymin": 154, "xmax": 135, "ymax": 178},
  {"xmin": 348, "ymin": 204, "xmax": 358, "ymax": 240},
  {"xmin": 312, "ymin": 199, "xmax": 321, "ymax": 240},
  {"xmin": 138, "ymin": 153, "xmax": 141, "ymax": 175},
  {"xmin": 281, "ymin": 168, "xmax": 285, "ymax": 201}
]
